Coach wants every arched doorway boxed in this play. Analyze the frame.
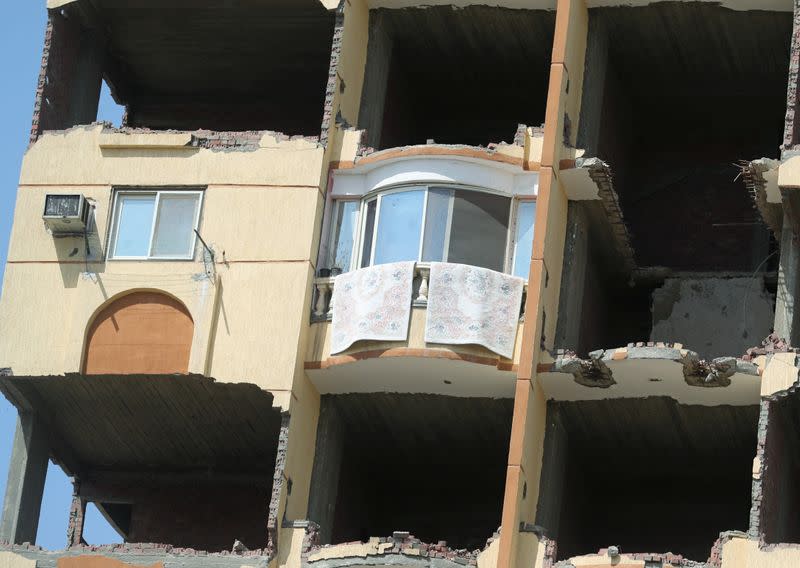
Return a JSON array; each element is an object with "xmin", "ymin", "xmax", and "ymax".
[{"xmin": 83, "ymin": 291, "xmax": 194, "ymax": 374}]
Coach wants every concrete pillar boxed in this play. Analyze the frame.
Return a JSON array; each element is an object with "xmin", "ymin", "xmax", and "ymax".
[
  {"xmin": 357, "ymin": 11, "xmax": 393, "ymax": 149},
  {"xmin": 68, "ymin": 29, "xmax": 105, "ymax": 127},
  {"xmin": 554, "ymin": 203, "xmax": 590, "ymax": 351},
  {"xmin": 0, "ymin": 413, "xmax": 49, "ymax": 544},
  {"xmin": 775, "ymin": 209, "xmax": 800, "ymax": 345},
  {"xmin": 575, "ymin": 17, "xmax": 608, "ymax": 156},
  {"xmin": 534, "ymin": 405, "xmax": 567, "ymax": 539},
  {"xmin": 307, "ymin": 398, "xmax": 344, "ymax": 544}
]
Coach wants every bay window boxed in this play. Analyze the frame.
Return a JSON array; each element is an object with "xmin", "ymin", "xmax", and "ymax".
[
  {"xmin": 109, "ymin": 190, "xmax": 203, "ymax": 260},
  {"xmin": 326, "ymin": 186, "xmax": 536, "ymax": 278}
]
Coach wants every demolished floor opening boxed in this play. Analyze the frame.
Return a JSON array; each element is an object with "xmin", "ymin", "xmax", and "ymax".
[
  {"xmin": 0, "ymin": 374, "xmax": 283, "ymax": 552},
  {"xmin": 308, "ymin": 394, "xmax": 513, "ymax": 549},
  {"xmin": 537, "ymin": 398, "xmax": 758, "ymax": 561},
  {"xmin": 358, "ymin": 7, "xmax": 554, "ymax": 149},
  {"xmin": 580, "ymin": 4, "xmax": 789, "ymax": 272},
  {"xmin": 761, "ymin": 392, "xmax": 800, "ymax": 544},
  {"xmin": 41, "ymin": 0, "xmax": 335, "ymax": 133}
]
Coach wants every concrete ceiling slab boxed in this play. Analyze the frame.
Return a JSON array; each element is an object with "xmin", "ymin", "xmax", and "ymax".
[
  {"xmin": 0, "ymin": 374, "xmax": 282, "ymax": 475},
  {"xmin": 307, "ymin": 356, "xmax": 516, "ymax": 398}
]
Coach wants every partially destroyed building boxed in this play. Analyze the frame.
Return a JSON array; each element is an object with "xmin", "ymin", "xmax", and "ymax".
[{"xmin": 4, "ymin": 0, "xmax": 800, "ymax": 567}]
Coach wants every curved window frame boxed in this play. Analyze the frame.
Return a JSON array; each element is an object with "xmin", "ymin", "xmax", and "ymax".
[{"xmin": 324, "ymin": 184, "xmax": 536, "ymax": 279}]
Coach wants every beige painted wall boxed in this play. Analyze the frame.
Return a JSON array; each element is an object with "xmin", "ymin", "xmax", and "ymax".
[
  {"xmin": 0, "ymin": 127, "xmax": 326, "ymax": 405},
  {"xmin": 0, "ymin": 552, "xmax": 36, "ymax": 568},
  {"xmin": 721, "ymin": 536, "xmax": 800, "ymax": 568}
]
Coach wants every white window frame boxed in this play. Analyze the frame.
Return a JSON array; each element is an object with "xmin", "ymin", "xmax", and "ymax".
[
  {"xmin": 327, "ymin": 184, "xmax": 534, "ymax": 277},
  {"xmin": 508, "ymin": 198, "xmax": 537, "ymax": 278},
  {"xmin": 108, "ymin": 189, "xmax": 204, "ymax": 261},
  {"xmin": 326, "ymin": 197, "xmax": 361, "ymax": 271}
]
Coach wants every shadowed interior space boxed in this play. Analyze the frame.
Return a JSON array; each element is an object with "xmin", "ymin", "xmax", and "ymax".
[
  {"xmin": 38, "ymin": 0, "xmax": 335, "ymax": 133},
  {"xmin": 358, "ymin": 7, "xmax": 555, "ymax": 149},
  {"xmin": 555, "ymin": 201, "xmax": 652, "ymax": 356},
  {"xmin": 308, "ymin": 394, "xmax": 513, "ymax": 549},
  {"xmin": 0, "ymin": 374, "xmax": 282, "ymax": 551},
  {"xmin": 762, "ymin": 393, "xmax": 800, "ymax": 544},
  {"xmin": 579, "ymin": 4, "xmax": 790, "ymax": 271},
  {"xmin": 536, "ymin": 398, "xmax": 758, "ymax": 561}
]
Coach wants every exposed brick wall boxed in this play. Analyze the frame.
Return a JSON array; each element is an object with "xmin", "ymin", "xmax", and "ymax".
[
  {"xmin": 303, "ymin": 527, "xmax": 500, "ymax": 566},
  {"xmin": 319, "ymin": 3, "xmax": 346, "ymax": 146},
  {"xmin": 749, "ymin": 400, "xmax": 770, "ymax": 540},
  {"xmin": 266, "ymin": 413, "xmax": 291, "ymax": 559},
  {"xmin": 189, "ymin": 131, "xmax": 264, "ymax": 152},
  {"xmin": 30, "ymin": 10, "xmax": 82, "ymax": 144},
  {"xmin": 66, "ymin": 485, "xmax": 86, "ymax": 547}
]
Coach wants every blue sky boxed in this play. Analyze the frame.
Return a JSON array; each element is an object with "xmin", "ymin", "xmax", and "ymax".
[{"xmin": 1, "ymin": 2, "xmax": 123, "ymax": 548}]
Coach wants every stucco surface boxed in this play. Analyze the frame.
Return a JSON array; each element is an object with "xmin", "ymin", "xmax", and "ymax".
[{"xmin": 721, "ymin": 537, "xmax": 800, "ymax": 567}]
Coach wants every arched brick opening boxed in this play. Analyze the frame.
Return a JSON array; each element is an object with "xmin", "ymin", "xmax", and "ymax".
[{"xmin": 83, "ymin": 291, "xmax": 194, "ymax": 374}]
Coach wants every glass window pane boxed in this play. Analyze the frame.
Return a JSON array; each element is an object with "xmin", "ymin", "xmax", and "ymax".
[
  {"xmin": 331, "ymin": 201, "xmax": 359, "ymax": 272},
  {"xmin": 360, "ymin": 200, "xmax": 377, "ymax": 268},
  {"xmin": 113, "ymin": 195, "xmax": 155, "ymax": 257},
  {"xmin": 151, "ymin": 194, "xmax": 200, "ymax": 257},
  {"xmin": 373, "ymin": 190, "xmax": 425, "ymax": 265},
  {"xmin": 448, "ymin": 192, "xmax": 510, "ymax": 272},
  {"xmin": 513, "ymin": 201, "xmax": 536, "ymax": 279},
  {"xmin": 422, "ymin": 188, "xmax": 452, "ymax": 262}
]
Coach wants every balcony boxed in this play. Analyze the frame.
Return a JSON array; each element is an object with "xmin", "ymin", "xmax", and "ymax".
[{"xmin": 305, "ymin": 262, "xmax": 527, "ymax": 397}]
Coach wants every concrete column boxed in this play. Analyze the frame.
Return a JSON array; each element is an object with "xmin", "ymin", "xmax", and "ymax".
[
  {"xmin": 775, "ymin": 209, "xmax": 800, "ymax": 345},
  {"xmin": 0, "ymin": 413, "xmax": 49, "ymax": 544},
  {"xmin": 357, "ymin": 11, "xmax": 393, "ymax": 149},
  {"xmin": 307, "ymin": 398, "xmax": 344, "ymax": 544},
  {"xmin": 534, "ymin": 405, "xmax": 567, "ymax": 539},
  {"xmin": 575, "ymin": 17, "xmax": 608, "ymax": 155},
  {"xmin": 554, "ymin": 202, "xmax": 590, "ymax": 351},
  {"xmin": 68, "ymin": 29, "xmax": 105, "ymax": 127}
]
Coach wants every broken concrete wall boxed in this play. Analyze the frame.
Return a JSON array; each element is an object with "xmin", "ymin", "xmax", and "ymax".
[{"xmin": 651, "ymin": 277, "xmax": 774, "ymax": 360}]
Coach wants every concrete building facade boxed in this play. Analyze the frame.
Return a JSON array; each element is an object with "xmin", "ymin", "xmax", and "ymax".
[{"xmin": 2, "ymin": 0, "xmax": 800, "ymax": 567}]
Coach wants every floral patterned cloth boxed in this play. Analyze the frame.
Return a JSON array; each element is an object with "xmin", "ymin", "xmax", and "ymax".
[
  {"xmin": 425, "ymin": 262, "xmax": 524, "ymax": 359},
  {"xmin": 330, "ymin": 261, "xmax": 415, "ymax": 354}
]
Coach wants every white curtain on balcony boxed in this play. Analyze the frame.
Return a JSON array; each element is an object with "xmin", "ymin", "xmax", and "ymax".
[
  {"xmin": 425, "ymin": 262, "xmax": 524, "ymax": 359},
  {"xmin": 330, "ymin": 261, "xmax": 415, "ymax": 354}
]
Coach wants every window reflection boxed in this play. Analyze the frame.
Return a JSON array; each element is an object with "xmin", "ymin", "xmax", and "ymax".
[
  {"xmin": 373, "ymin": 190, "xmax": 425, "ymax": 265},
  {"xmin": 328, "ymin": 186, "xmax": 534, "ymax": 277}
]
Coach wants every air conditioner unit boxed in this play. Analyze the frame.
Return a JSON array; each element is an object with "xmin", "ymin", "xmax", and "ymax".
[{"xmin": 43, "ymin": 194, "xmax": 90, "ymax": 233}]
